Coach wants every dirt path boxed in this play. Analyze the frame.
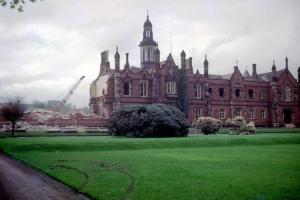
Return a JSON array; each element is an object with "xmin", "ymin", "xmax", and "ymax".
[{"xmin": 0, "ymin": 152, "xmax": 90, "ymax": 200}]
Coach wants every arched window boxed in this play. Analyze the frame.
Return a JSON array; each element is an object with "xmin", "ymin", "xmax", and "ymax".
[
  {"xmin": 146, "ymin": 30, "xmax": 150, "ymax": 37},
  {"xmin": 284, "ymin": 87, "xmax": 291, "ymax": 101},
  {"xmin": 124, "ymin": 80, "xmax": 131, "ymax": 96},
  {"xmin": 195, "ymin": 83, "xmax": 201, "ymax": 99}
]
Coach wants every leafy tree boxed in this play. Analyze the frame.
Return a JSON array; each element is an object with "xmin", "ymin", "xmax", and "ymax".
[
  {"xmin": 176, "ymin": 68, "xmax": 189, "ymax": 117},
  {"xmin": 0, "ymin": 98, "xmax": 26, "ymax": 137},
  {"xmin": 0, "ymin": 0, "xmax": 41, "ymax": 12},
  {"xmin": 109, "ymin": 104, "xmax": 190, "ymax": 137}
]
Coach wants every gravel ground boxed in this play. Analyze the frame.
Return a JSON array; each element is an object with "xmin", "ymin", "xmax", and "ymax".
[{"xmin": 0, "ymin": 152, "xmax": 90, "ymax": 200}]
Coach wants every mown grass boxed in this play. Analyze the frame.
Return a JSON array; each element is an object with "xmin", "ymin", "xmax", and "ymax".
[{"xmin": 0, "ymin": 133, "xmax": 300, "ymax": 200}]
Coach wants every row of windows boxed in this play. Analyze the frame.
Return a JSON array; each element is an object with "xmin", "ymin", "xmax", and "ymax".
[
  {"xmin": 195, "ymin": 108, "xmax": 267, "ymax": 119},
  {"xmin": 194, "ymin": 83, "xmax": 268, "ymax": 99},
  {"xmin": 124, "ymin": 80, "xmax": 175, "ymax": 97},
  {"xmin": 123, "ymin": 81, "xmax": 293, "ymax": 102}
]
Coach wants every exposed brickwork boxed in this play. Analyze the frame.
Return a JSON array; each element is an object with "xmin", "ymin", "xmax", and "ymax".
[{"xmin": 89, "ymin": 15, "xmax": 300, "ymax": 127}]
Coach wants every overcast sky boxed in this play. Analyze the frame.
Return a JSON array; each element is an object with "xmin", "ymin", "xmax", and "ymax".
[{"xmin": 0, "ymin": 0, "xmax": 299, "ymax": 107}]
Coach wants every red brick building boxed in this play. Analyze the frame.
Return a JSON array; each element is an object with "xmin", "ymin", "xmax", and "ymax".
[{"xmin": 90, "ymin": 15, "xmax": 300, "ymax": 127}]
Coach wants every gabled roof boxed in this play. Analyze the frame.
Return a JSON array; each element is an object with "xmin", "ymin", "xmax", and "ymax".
[
  {"xmin": 243, "ymin": 70, "xmax": 250, "ymax": 77},
  {"xmin": 208, "ymin": 74, "xmax": 232, "ymax": 80},
  {"xmin": 258, "ymin": 69, "xmax": 285, "ymax": 81}
]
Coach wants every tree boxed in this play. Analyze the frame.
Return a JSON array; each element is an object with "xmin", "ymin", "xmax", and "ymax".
[
  {"xmin": 109, "ymin": 104, "xmax": 190, "ymax": 137},
  {"xmin": 0, "ymin": 0, "xmax": 41, "ymax": 12},
  {"xmin": 0, "ymin": 98, "xmax": 26, "ymax": 137},
  {"xmin": 176, "ymin": 68, "xmax": 189, "ymax": 117}
]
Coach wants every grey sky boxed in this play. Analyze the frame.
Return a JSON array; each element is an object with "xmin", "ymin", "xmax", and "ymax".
[{"xmin": 0, "ymin": 0, "xmax": 299, "ymax": 107}]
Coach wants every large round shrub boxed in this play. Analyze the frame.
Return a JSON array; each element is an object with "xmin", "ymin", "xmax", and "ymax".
[
  {"xmin": 109, "ymin": 104, "xmax": 190, "ymax": 137},
  {"xmin": 192, "ymin": 117, "xmax": 222, "ymax": 134}
]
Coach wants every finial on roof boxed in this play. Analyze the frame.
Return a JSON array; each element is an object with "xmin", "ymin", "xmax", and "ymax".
[
  {"xmin": 236, "ymin": 59, "xmax": 238, "ymax": 66},
  {"xmin": 147, "ymin": 9, "xmax": 149, "ymax": 19},
  {"xmin": 272, "ymin": 60, "xmax": 276, "ymax": 73},
  {"xmin": 114, "ymin": 46, "xmax": 120, "ymax": 58},
  {"xmin": 204, "ymin": 54, "xmax": 208, "ymax": 65},
  {"xmin": 181, "ymin": 50, "xmax": 186, "ymax": 57},
  {"xmin": 285, "ymin": 56, "xmax": 288, "ymax": 70}
]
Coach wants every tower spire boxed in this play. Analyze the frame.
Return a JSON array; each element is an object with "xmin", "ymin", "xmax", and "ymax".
[
  {"xmin": 139, "ymin": 11, "xmax": 158, "ymax": 69},
  {"xmin": 170, "ymin": 32, "xmax": 173, "ymax": 54},
  {"xmin": 114, "ymin": 46, "xmax": 120, "ymax": 71},
  {"xmin": 147, "ymin": 9, "xmax": 149, "ymax": 19}
]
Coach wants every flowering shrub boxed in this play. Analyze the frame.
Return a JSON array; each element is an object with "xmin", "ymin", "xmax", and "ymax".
[
  {"xmin": 226, "ymin": 116, "xmax": 256, "ymax": 135},
  {"xmin": 192, "ymin": 117, "xmax": 222, "ymax": 135}
]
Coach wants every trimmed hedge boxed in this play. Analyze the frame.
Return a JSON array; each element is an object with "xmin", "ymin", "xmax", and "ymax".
[{"xmin": 109, "ymin": 104, "xmax": 190, "ymax": 137}]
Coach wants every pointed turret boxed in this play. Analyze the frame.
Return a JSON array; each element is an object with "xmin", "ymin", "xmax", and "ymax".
[
  {"xmin": 204, "ymin": 54, "xmax": 209, "ymax": 78},
  {"xmin": 114, "ymin": 46, "xmax": 120, "ymax": 72},
  {"xmin": 181, "ymin": 50, "xmax": 186, "ymax": 70},
  {"xmin": 155, "ymin": 47, "xmax": 160, "ymax": 63},
  {"xmin": 243, "ymin": 69, "xmax": 250, "ymax": 77},
  {"xmin": 272, "ymin": 60, "xmax": 276, "ymax": 73}
]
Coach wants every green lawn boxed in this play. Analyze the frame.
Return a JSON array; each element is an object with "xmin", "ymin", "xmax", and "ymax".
[{"xmin": 0, "ymin": 133, "xmax": 300, "ymax": 200}]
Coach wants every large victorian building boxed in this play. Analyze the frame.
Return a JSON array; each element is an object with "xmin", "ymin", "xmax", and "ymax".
[{"xmin": 90, "ymin": 15, "xmax": 300, "ymax": 127}]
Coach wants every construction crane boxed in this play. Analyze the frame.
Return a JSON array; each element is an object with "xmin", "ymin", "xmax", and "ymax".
[{"xmin": 54, "ymin": 76, "xmax": 85, "ymax": 112}]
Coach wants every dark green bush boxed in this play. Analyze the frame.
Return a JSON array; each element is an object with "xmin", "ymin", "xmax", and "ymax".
[{"xmin": 109, "ymin": 104, "xmax": 190, "ymax": 137}]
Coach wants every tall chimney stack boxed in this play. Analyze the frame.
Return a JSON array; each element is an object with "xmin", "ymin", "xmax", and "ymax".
[{"xmin": 252, "ymin": 64, "xmax": 258, "ymax": 78}]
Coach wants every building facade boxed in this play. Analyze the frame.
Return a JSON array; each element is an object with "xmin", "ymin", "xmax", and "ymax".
[{"xmin": 90, "ymin": 15, "xmax": 300, "ymax": 127}]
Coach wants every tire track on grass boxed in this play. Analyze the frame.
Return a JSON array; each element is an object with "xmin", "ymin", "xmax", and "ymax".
[
  {"xmin": 49, "ymin": 160, "xmax": 89, "ymax": 192},
  {"xmin": 94, "ymin": 161, "xmax": 136, "ymax": 200}
]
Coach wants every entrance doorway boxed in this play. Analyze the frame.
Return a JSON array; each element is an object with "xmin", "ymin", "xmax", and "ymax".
[{"xmin": 283, "ymin": 110, "xmax": 292, "ymax": 124}]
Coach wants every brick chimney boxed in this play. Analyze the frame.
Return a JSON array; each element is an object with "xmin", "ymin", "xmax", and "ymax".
[{"xmin": 252, "ymin": 64, "xmax": 258, "ymax": 78}]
